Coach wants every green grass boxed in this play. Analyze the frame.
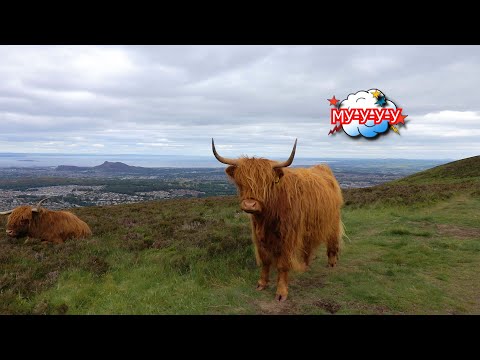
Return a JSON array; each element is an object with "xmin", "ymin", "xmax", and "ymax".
[
  {"xmin": 1, "ymin": 194, "xmax": 479, "ymax": 314},
  {"xmin": 1, "ymin": 156, "xmax": 480, "ymax": 314}
]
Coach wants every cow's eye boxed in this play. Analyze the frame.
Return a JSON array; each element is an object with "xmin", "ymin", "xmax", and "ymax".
[{"xmin": 226, "ymin": 165, "xmax": 236, "ymax": 178}]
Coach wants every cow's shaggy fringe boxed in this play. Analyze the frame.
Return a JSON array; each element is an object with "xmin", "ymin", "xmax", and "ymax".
[
  {"xmin": 6, "ymin": 206, "xmax": 92, "ymax": 243},
  {"xmin": 227, "ymin": 158, "xmax": 344, "ymax": 271}
]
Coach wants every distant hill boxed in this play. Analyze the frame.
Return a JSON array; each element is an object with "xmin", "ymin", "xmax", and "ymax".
[
  {"xmin": 94, "ymin": 161, "xmax": 146, "ymax": 172},
  {"xmin": 56, "ymin": 161, "xmax": 151, "ymax": 174}
]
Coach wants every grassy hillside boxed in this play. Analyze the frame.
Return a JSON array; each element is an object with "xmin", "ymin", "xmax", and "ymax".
[
  {"xmin": 1, "ymin": 157, "xmax": 479, "ymax": 314},
  {"xmin": 343, "ymin": 156, "xmax": 480, "ymax": 207},
  {"xmin": 396, "ymin": 155, "xmax": 480, "ymax": 184}
]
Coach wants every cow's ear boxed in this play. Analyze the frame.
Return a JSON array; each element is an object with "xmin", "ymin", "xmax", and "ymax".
[
  {"xmin": 225, "ymin": 166, "xmax": 236, "ymax": 178},
  {"xmin": 274, "ymin": 168, "xmax": 284, "ymax": 181}
]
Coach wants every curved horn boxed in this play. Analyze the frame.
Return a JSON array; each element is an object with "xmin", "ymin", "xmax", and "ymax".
[
  {"xmin": 212, "ymin": 138, "xmax": 239, "ymax": 166},
  {"xmin": 0, "ymin": 210, "xmax": 13, "ymax": 215},
  {"xmin": 272, "ymin": 139, "xmax": 297, "ymax": 169},
  {"xmin": 32, "ymin": 197, "xmax": 50, "ymax": 212}
]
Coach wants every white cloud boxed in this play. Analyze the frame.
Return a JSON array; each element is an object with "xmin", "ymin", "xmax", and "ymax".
[
  {"xmin": 136, "ymin": 142, "xmax": 184, "ymax": 147},
  {"xmin": 71, "ymin": 47, "xmax": 136, "ymax": 78},
  {"xmin": 420, "ymin": 110, "xmax": 480, "ymax": 122}
]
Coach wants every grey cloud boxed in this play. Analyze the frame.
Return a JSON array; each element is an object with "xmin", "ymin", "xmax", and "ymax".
[{"xmin": 0, "ymin": 45, "xmax": 479, "ymax": 159}]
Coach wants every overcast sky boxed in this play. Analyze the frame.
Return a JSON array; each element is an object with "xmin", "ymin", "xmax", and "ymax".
[{"xmin": 0, "ymin": 45, "xmax": 479, "ymax": 160}]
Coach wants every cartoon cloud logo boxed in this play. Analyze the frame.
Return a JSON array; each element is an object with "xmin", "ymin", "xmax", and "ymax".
[{"xmin": 328, "ymin": 89, "xmax": 407, "ymax": 138}]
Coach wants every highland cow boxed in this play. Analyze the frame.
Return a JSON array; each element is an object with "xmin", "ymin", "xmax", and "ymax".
[
  {"xmin": 0, "ymin": 198, "xmax": 92, "ymax": 244},
  {"xmin": 213, "ymin": 139, "xmax": 344, "ymax": 301}
]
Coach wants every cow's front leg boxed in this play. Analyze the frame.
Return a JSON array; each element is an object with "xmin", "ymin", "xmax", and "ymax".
[
  {"xmin": 256, "ymin": 263, "xmax": 270, "ymax": 290},
  {"xmin": 275, "ymin": 269, "xmax": 289, "ymax": 302}
]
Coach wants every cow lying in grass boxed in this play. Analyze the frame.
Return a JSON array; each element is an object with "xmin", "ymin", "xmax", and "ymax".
[
  {"xmin": 213, "ymin": 139, "xmax": 344, "ymax": 301},
  {"xmin": 1, "ymin": 198, "xmax": 92, "ymax": 244}
]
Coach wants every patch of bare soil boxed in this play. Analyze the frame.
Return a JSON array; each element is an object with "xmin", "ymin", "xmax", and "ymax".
[
  {"xmin": 436, "ymin": 224, "xmax": 480, "ymax": 239},
  {"xmin": 292, "ymin": 272, "xmax": 326, "ymax": 289},
  {"xmin": 255, "ymin": 299, "xmax": 302, "ymax": 315},
  {"xmin": 312, "ymin": 299, "xmax": 341, "ymax": 314},
  {"xmin": 345, "ymin": 301, "xmax": 392, "ymax": 314},
  {"xmin": 253, "ymin": 267, "xmax": 330, "ymax": 314},
  {"xmin": 254, "ymin": 296, "xmax": 343, "ymax": 315}
]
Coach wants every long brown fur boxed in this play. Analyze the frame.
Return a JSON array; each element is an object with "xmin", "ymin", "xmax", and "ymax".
[
  {"xmin": 5, "ymin": 206, "xmax": 92, "ymax": 244},
  {"xmin": 225, "ymin": 158, "xmax": 343, "ymax": 300}
]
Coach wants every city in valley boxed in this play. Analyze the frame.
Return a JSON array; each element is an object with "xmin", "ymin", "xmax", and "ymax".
[{"xmin": 0, "ymin": 158, "xmax": 448, "ymax": 211}]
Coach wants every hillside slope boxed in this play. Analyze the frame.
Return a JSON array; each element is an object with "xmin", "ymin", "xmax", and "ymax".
[
  {"xmin": 395, "ymin": 155, "xmax": 480, "ymax": 184},
  {"xmin": 1, "ymin": 156, "xmax": 479, "ymax": 314},
  {"xmin": 343, "ymin": 155, "xmax": 480, "ymax": 207}
]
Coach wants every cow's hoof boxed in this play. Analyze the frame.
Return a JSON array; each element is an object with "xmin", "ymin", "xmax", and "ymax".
[
  {"xmin": 275, "ymin": 293, "xmax": 288, "ymax": 302},
  {"xmin": 299, "ymin": 263, "xmax": 309, "ymax": 272},
  {"xmin": 256, "ymin": 283, "xmax": 268, "ymax": 291}
]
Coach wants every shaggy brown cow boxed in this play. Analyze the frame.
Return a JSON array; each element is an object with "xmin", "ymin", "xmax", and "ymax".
[
  {"xmin": 0, "ymin": 198, "xmax": 92, "ymax": 244},
  {"xmin": 213, "ymin": 139, "xmax": 344, "ymax": 301}
]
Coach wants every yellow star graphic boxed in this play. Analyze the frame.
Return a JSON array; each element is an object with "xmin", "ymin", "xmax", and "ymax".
[{"xmin": 371, "ymin": 90, "xmax": 381, "ymax": 98}]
